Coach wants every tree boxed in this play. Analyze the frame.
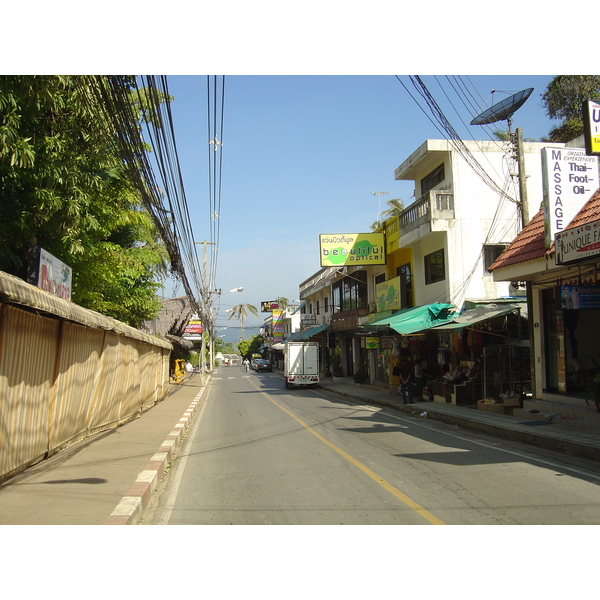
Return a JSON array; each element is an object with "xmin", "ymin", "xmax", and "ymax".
[
  {"xmin": 371, "ymin": 198, "xmax": 404, "ymax": 230},
  {"xmin": 237, "ymin": 334, "xmax": 264, "ymax": 359},
  {"xmin": 0, "ymin": 75, "xmax": 170, "ymax": 326},
  {"xmin": 541, "ymin": 75, "xmax": 600, "ymax": 142},
  {"xmin": 227, "ymin": 303, "xmax": 259, "ymax": 341},
  {"xmin": 275, "ymin": 297, "xmax": 289, "ymax": 309}
]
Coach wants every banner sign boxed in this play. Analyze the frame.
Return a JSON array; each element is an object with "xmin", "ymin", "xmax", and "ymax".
[
  {"xmin": 365, "ymin": 337, "xmax": 379, "ymax": 349},
  {"xmin": 375, "ymin": 276, "xmax": 401, "ymax": 312},
  {"xmin": 301, "ymin": 314, "xmax": 317, "ymax": 326},
  {"xmin": 559, "ymin": 285, "xmax": 600, "ymax": 310},
  {"xmin": 583, "ymin": 100, "xmax": 600, "ymax": 156},
  {"xmin": 261, "ymin": 300, "xmax": 279, "ymax": 312},
  {"xmin": 555, "ymin": 218, "xmax": 600, "ymax": 265},
  {"xmin": 28, "ymin": 246, "xmax": 72, "ymax": 300},
  {"xmin": 319, "ymin": 233, "xmax": 385, "ymax": 267},
  {"xmin": 542, "ymin": 147, "xmax": 599, "ymax": 248},
  {"xmin": 272, "ymin": 309, "xmax": 283, "ymax": 339},
  {"xmin": 183, "ymin": 314, "xmax": 203, "ymax": 339}
]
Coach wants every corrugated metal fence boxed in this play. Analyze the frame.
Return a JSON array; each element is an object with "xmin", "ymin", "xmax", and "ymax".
[{"xmin": 0, "ymin": 271, "xmax": 173, "ymax": 483}]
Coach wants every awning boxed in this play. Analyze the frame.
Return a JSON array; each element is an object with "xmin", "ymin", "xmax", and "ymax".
[
  {"xmin": 271, "ymin": 330, "xmax": 304, "ymax": 350},
  {"xmin": 366, "ymin": 303, "xmax": 455, "ymax": 335},
  {"xmin": 292, "ymin": 324, "xmax": 330, "ymax": 340},
  {"xmin": 432, "ymin": 303, "xmax": 526, "ymax": 331}
]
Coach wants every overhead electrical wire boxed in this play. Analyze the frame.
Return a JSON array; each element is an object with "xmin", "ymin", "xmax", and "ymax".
[
  {"xmin": 206, "ymin": 75, "xmax": 225, "ymax": 294},
  {"xmin": 394, "ymin": 75, "xmax": 529, "ymax": 308},
  {"xmin": 85, "ymin": 75, "xmax": 205, "ymax": 314},
  {"xmin": 396, "ymin": 75, "xmax": 521, "ymax": 209}
]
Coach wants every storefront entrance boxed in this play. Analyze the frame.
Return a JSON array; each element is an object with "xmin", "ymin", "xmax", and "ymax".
[{"xmin": 543, "ymin": 286, "xmax": 600, "ymax": 394}]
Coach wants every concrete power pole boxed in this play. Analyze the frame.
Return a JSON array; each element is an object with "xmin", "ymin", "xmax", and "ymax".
[
  {"xmin": 515, "ymin": 127, "xmax": 529, "ymax": 228},
  {"xmin": 194, "ymin": 241, "xmax": 216, "ymax": 383},
  {"xmin": 513, "ymin": 127, "xmax": 536, "ymax": 399}
]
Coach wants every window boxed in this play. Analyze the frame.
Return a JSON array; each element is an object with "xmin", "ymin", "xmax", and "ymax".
[
  {"xmin": 421, "ymin": 163, "xmax": 445, "ymax": 196},
  {"xmin": 397, "ymin": 263, "xmax": 412, "ymax": 308},
  {"xmin": 484, "ymin": 244, "xmax": 507, "ymax": 271},
  {"xmin": 316, "ymin": 300, "xmax": 320, "ymax": 315},
  {"xmin": 324, "ymin": 297, "xmax": 329, "ymax": 313},
  {"xmin": 424, "ymin": 249, "xmax": 445, "ymax": 284},
  {"xmin": 332, "ymin": 270, "xmax": 367, "ymax": 312}
]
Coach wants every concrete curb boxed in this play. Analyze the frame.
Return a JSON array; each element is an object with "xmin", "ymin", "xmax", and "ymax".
[
  {"xmin": 105, "ymin": 383, "xmax": 207, "ymax": 525},
  {"xmin": 323, "ymin": 384, "xmax": 600, "ymax": 462}
]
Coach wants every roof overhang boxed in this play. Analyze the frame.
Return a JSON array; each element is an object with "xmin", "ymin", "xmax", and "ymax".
[{"xmin": 366, "ymin": 303, "xmax": 455, "ymax": 335}]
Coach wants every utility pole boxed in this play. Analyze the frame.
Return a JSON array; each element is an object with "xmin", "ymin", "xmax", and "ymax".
[
  {"xmin": 513, "ymin": 127, "xmax": 536, "ymax": 399},
  {"xmin": 194, "ymin": 241, "xmax": 216, "ymax": 383},
  {"xmin": 515, "ymin": 127, "xmax": 529, "ymax": 228}
]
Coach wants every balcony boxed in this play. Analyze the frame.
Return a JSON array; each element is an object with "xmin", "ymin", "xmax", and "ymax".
[{"xmin": 399, "ymin": 190, "xmax": 454, "ymax": 245}]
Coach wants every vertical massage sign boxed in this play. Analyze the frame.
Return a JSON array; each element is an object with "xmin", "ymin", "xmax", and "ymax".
[
  {"xmin": 319, "ymin": 233, "xmax": 386, "ymax": 267},
  {"xmin": 542, "ymin": 146, "xmax": 599, "ymax": 248}
]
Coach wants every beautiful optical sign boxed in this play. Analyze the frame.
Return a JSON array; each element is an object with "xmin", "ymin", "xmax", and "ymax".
[{"xmin": 319, "ymin": 233, "xmax": 385, "ymax": 267}]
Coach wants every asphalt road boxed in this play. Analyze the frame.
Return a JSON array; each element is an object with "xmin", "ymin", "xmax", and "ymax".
[{"xmin": 141, "ymin": 368, "xmax": 600, "ymax": 525}]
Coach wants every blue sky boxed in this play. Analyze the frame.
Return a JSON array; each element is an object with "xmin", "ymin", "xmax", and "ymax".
[
  {"xmin": 160, "ymin": 74, "xmax": 561, "ymax": 342},
  {"xmin": 14, "ymin": 6, "xmax": 588, "ymax": 344}
]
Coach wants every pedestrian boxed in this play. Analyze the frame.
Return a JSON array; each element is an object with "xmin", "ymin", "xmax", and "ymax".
[
  {"xmin": 243, "ymin": 358, "xmax": 250, "ymax": 371},
  {"xmin": 414, "ymin": 359, "xmax": 425, "ymax": 400},
  {"xmin": 398, "ymin": 358, "xmax": 414, "ymax": 404}
]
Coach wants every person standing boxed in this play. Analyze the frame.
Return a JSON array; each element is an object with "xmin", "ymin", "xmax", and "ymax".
[
  {"xmin": 243, "ymin": 358, "xmax": 250, "ymax": 371},
  {"xmin": 398, "ymin": 358, "xmax": 414, "ymax": 404},
  {"xmin": 414, "ymin": 359, "xmax": 425, "ymax": 400}
]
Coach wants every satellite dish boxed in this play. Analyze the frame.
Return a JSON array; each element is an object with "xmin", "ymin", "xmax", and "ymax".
[{"xmin": 470, "ymin": 88, "xmax": 534, "ymax": 130}]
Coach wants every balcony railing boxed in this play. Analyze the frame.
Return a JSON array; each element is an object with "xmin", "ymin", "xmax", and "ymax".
[{"xmin": 399, "ymin": 190, "xmax": 454, "ymax": 235}]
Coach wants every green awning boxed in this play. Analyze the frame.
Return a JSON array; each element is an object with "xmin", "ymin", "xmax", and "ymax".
[
  {"xmin": 366, "ymin": 303, "xmax": 455, "ymax": 335},
  {"xmin": 293, "ymin": 324, "xmax": 330, "ymax": 340},
  {"xmin": 431, "ymin": 303, "xmax": 526, "ymax": 331}
]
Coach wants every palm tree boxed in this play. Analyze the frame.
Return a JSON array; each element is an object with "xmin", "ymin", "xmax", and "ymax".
[
  {"xmin": 227, "ymin": 303, "xmax": 259, "ymax": 341},
  {"xmin": 371, "ymin": 197, "xmax": 405, "ymax": 230},
  {"xmin": 275, "ymin": 297, "xmax": 289, "ymax": 309}
]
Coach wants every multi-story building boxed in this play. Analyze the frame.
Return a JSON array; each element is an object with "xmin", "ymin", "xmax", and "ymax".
[{"xmin": 296, "ymin": 138, "xmax": 562, "ymax": 397}]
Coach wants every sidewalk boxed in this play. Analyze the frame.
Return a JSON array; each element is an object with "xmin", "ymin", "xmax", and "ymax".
[
  {"xmin": 0, "ymin": 373, "xmax": 208, "ymax": 525},
  {"xmin": 2, "ymin": 369, "xmax": 600, "ymax": 525},
  {"xmin": 317, "ymin": 376, "xmax": 600, "ymax": 463}
]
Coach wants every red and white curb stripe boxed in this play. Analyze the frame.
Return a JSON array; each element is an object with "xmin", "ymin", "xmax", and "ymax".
[{"xmin": 105, "ymin": 386, "xmax": 206, "ymax": 525}]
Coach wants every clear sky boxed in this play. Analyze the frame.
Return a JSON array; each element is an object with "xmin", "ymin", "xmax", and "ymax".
[
  {"xmin": 14, "ymin": 5, "xmax": 589, "ymax": 345},
  {"xmin": 160, "ymin": 74, "xmax": 561, "ymax": 342}
]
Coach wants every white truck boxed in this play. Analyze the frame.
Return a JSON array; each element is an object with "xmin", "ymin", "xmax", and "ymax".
[{"xmin": 284, "ymin": 341, "xmax": 319, "ymax": 388}]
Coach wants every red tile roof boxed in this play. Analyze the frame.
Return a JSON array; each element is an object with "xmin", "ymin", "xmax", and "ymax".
[{"xmin": 489, "ymin": 187, "xmax": 600, "ymax": 271}]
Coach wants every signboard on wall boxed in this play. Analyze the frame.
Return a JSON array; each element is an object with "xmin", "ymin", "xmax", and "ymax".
[
  {"xmin": 583, "ymin": 100, "xmax": 600, "ymax": 156},
  {"xmin": 375, "ymin": 276, "xmax": 401, "ymax": 312},
  {"xmin": 272, "ymin": 309, "xmax": 283, "ymax": 339},
  {"xmin": 27, "ymin": 246, "xmax": 72, "ymax": 300},
  {"xmin": 183, "ymin": 314, "xmax": 203, "ymax": 339},
  {"xmin": 301, "ymin": 314, "xmax": 317, "ymax": 326},
  {"xmin": 559, "ymin": 285, "xmax": 600, "ymax": 310},
  {"xmin": 555, "ymin": 217, "xmax": 600, "ymax": 265},
  {"xmin": 542, "ymin": 147, "xmax": 599, "ymax": 248},
  {"xmin": 261, "ymin": 300, "xmax": 279, "ymax": 312},
  {"xmin": 365, "ymin": 337, "xmax": 379, "ymax": 349},
  {"xmin": 319, "ymin": 233, "xmax": 385, "ymax": 267}
]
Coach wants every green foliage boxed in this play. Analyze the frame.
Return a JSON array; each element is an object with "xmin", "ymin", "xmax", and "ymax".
[
  {"xmin": 227, "ymin": 303, "xmax": 259, "ymax": 339},
  {"xmin": 237, "ymin": 335, "xmax": 264, "ymax": 359},
  {"xmin": 541, "ymin": 75, "xmax": 600, "ymax": 142},
  {"xmin": 371, "ymin": 198, "xmax": 404, "ymax": 231},
  {"xmin": 0, "ymin": 75, "xmax": 170, "ymax": 327},
  {"xmin": 331, "ymin": 346, "xmax": 343, "ymax": 377},
  {"xmin": 237, "ymin": 339, "xmax": 251, "ymax": 358}
]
